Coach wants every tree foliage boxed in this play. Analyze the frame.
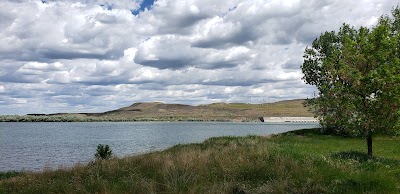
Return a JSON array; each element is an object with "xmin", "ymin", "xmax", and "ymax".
[{"xmin": 302, "ymin": 6, "xmax": 400, "ymax": 156}]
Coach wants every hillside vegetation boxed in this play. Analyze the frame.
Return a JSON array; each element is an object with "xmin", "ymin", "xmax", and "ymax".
[
  {"xmin": 1, "ymin": 129, "xmax": 399, "ymax": 193},
  {"xmin": 102, "ymin": 99, "xmax": 312, "ymax": 121},
  {"xmin": 0, "ymin": 99, "xmax": 313, "ymax": 122}
]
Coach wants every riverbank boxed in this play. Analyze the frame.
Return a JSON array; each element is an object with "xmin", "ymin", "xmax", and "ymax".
[
  {"xmin": 1, "ymin": 128, "xmax": 399, "ymax": 193},
  {"xmin": 1, "ymin": 122, "xmax": 317, "ymax": 172}
]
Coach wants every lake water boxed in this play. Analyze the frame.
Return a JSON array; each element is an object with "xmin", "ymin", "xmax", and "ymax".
[{"xmin": 0, "ymin": 122, "xmax": 319, "ymax": 172}]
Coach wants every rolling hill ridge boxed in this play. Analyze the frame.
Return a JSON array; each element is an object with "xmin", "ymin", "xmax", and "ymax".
[
  {"xmin": 6, "ymin": 99, "xmax": 313, "ymax": 122},
  {"xmin": 97, "ymin": 99, "xmax": 313, "ymax": 122}
]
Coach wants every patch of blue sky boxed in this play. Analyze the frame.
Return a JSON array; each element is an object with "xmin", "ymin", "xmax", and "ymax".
[{"xmin": 132, "ymin": 0, "xmax": 155, "ymax": 15}]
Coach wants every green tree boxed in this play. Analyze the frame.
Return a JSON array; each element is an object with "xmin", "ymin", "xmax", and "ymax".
[
  {"xmin": 95, "ymin": 144, "xmax": 113, "ymax": 160},
  {"xmin": 302, "ymin": 6, "xmax": 400, "ymax": 156}
]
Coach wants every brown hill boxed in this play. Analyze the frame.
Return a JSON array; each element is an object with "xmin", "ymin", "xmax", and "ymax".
[{"xmin": 99, "ymin": 99, "xmax": 313, "ymax": 122}]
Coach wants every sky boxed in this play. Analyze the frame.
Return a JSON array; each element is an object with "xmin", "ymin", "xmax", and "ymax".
[{"xmin": 0, "ymin": 0, "xmax": 397, "ymax": 115}]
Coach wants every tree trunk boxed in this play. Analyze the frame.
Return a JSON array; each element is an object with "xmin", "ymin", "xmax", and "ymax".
[{"xmin": 367, "ymin": 131, "xmax": 373, "ymax": 157}]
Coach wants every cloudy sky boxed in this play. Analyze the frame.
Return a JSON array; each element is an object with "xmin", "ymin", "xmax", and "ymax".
[{"xmin": 0, "ymin": 0, "xmax": 397, "ymax": 115}]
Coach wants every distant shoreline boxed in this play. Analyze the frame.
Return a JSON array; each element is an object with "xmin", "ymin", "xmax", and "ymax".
[
  {"xmin": 0, "ymin": 116, "xmax": 319, "ymax": 123},
  {"xmin": 1, "ymin": 99, "xmax": 315, "ymax": 122}
]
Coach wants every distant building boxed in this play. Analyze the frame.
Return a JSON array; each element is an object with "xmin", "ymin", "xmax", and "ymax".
[{"xmin": 263, "ymin": 117, "xmax": 318, "ymax": 123}]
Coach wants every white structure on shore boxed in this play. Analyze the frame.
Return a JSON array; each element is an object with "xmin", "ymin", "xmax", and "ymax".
[{"xmin": 263, "ymin": 117, "xmax": 318, "ymax": 123}]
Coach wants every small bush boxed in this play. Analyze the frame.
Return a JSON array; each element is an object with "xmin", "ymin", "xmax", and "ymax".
[{"xmin": 95, "ymin": 144, "xmax": 113, "ymax": 160}]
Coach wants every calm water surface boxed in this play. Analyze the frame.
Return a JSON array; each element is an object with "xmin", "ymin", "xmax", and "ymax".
[{"xmin": 0, "ymin": 122, "xmax": 319, "ymax": 172}]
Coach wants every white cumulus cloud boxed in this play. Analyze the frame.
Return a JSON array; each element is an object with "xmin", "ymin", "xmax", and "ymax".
[{"xmin": 0, "ymin": 0, "xmax": 397, "ymax": 114}]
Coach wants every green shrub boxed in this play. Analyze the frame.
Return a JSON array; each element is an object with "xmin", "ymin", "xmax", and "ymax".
[{"xmin": 95, "ymin": 144, "xmax": 113, "ymax": 160}]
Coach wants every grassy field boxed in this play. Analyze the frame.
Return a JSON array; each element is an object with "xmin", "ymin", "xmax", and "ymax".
[
  {"xmin": 1, "ymin": 128, "xmax": 399, "ymax": 193},
  {"xmin": 0, "ymin": 99, "xmax": 313, "ymax": 122}
]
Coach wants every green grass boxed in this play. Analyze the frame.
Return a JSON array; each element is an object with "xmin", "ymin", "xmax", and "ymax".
[
  {"xmin": 1, "ymin": 129, "xmax": 399, "ymax": 193},
  {"xmin": 0, "ymin": 172, "xmax": 24, "ymax": 181}
]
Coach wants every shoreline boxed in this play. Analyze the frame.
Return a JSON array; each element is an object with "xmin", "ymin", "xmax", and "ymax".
[
  {"xmin": 0, "ymin": 124, "xmax": 320, "ymax": 173},
  {"xmin": 0, "ymin": 115, "xmax": 318, "ymax": 123}
]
